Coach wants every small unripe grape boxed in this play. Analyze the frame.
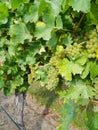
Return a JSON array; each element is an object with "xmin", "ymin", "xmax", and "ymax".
[
  {"xmin": 46, "ymin": 67, "xmax": 59, "ymax": 90},
  {"xmin": 65, "ymin": 43, "xmax": 82, "ymax": 60}
]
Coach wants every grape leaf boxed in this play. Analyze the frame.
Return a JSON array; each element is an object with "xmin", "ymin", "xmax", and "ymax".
[
  {"xmin": 35, "ymin": 0, "xmax": 63, "ymax": 40},
  {"xmin": 0, "ymin": 3, "xmax": 8, "ymax": 24},
  {"xmin": 58, "ymin": 58, "xmax": 72, "ymax": 81},
  {"xmin": 46, "ymin": 31, "xmax": 58, "ymax": 47},
  {"xmin": 49, "ymin": 0, "xmax": 63, "ymax": 17},
  {"xmin": 10, "ymin": 22, "xmax": 32, "ymax": 44},
  {"xmin": 60, "ymin": 34, "xmax": 73, "ymax": 46},
  {"xmin": 28, "ymin": 2, "xmax": 39, "ymax": 23},
  {"xmin": 69, "ymin": 0, "xmax": 91, "ymax": 12},
  {"xmin": 87, "ymin": 2, "xmax": 98, "ymax": 25},
  {"xmin": 81, "ymin": 62, "xmax": 90, "ymax": 79},
  {"xmin": 58, "ymin": 59, "xmax": 83, "ymax": 81},
  {"xmin": 71, "ymin": 61, "xmax": 84, "ymax": 75},
  {"xmin": 55, "ymin": 15, "xmax": 63, "ymax": 29},
  {"xmin": 3, "ymin": 88, "xmax": 12, "ymax": 96},
  {"xmin": 38, "ymin": 0, "xmax": 48, "ymax": 16},
  {"xmin": 87, "ymin": 104, "xmax": 98, "ymax": 130},
  {"xmin": 34, "ymin": 21, "xmax": 53, "ymax": 40},
  {"xmin": 61, "ymin": 0, "xmax": 70, "ymax": 13},
  {"xmin": 66, "ymin": 80, "xmax": 94, "ymax": 102},
  {"xmin": 75, "ymin": 56, "xmax": 87, "ymax": 65},
  {"xmin": 10, "ymin": 0, "xmax": 29, "ymax": 10},
  {"xmin": 57, "ymin": 101, "xmax": 76, "ymax": 130},
  {"xmin": 90, "ymin": 61, "xmax": 98, "ymax": 79}
]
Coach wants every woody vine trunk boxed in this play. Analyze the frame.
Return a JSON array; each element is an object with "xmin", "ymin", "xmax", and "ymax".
[{"xmin": 14, "ymin": 91, "xmax": 26, "ymax": 130}]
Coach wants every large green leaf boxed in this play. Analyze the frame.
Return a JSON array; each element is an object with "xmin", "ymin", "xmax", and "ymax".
[
  {"xmin": 58, "ymin": 58, "xmax": 72, "ymax": 81},
  {"xmin": 66, "ymin": 80, "xmax": 94, "ymax": 102},
  {"xmin": 87, "ymin": 2, "xmax": 98, "ymax": 25},
  {"xmin": 57, "ymin": 101, "xmax": 76, "ymax": 130},
  {"xmin": 90, "ymin": 61, "xmax": 98, "ymax": 79},
  {"xmin": 35, "ymin": 0, "xmax": 63, "ymax": 40},
  {"xmin": 75, "ymin": 56, "xmax": 87, "ymax": 65},
  {"xmin": 46, "ymin": 31, "xmax": 58, "ymax": 47},
  {"xmin": 61, "ymin": 0, "xmax": 70, "ymax": 13},
  {"xmin": 69, "ymin": 0, "xmax": 91, "ymax": 12},
  {"xmin": 71, "ymin": 61, "xmax": 84, "ymax": 75},
  {"xmin": 0, "ymin": 3, "xmax": 8, "ymax": 24},
  {"xmin": 39, "ymin": 0, "xmax": 63, "ymax": 17},
  {"xmin": 8, "ymin": 41, "xmax": 17, "ymax": 57},
  {"xmin": 28, "ymin": 2, "xmax": 39, "ymax": 23},
  {"xmin": 38, "ymin": 0, "xmax": 48, "ymax": 16},
  {"xmin": 10, "ymin": 22, "xmax": 32, "ymax": 43},
  {"xmin": 49, "ymin": 0, "xmax": 63, "ymax": 17},
  {"xmin": 58, "ymin": 59, "xmax": 83, "ymax": 81},
  {"xmin": 34, "ymin": 21, "xmax": 53, "ymax": 40},
  {"xmin": 81, "ymin": 62, "xmax": 90, "ymax": 79},
  {"xmin": 60, "ymin": 34, "xmax": 73, "ymax": 46},
  {"xmin": 10, "ymin": 0, "xmax": 29, "ymax": 10},
  {"xmin": 87, "ymin": 104, "xmax": 98, "ymax": 130},
  {"xmin": 55, "ymin": 15, "xmax": 63, "ymax": 29}
]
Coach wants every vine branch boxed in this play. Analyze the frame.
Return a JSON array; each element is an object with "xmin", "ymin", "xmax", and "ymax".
[{"xmin": 72, "ymin": 13, "xmax": 85, "ymax": 38}]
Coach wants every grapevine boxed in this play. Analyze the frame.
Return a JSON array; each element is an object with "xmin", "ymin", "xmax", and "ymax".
[
  {"xmin": 65, "ymin": 42, "xmax": 83, "ymax": 60},
  {"xmin": 46, "ymin": 67, "xmax": 59, "ymax": 90},
  {"xmin": 0, "ymin": 0, "xmax": 98, "ymax": 130},
  {"xmin": 86, "ymin": 30, "xmax": 98, "ymax": 59}
]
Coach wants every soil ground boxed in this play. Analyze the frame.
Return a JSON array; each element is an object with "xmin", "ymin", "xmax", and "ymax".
[
  {"xmin": 0, "ymin": 91, "xmax": 80, "ymax": 130},
  {"xmin": 0, "ymin": 91, "xmax": 60, "ymax": 130}
]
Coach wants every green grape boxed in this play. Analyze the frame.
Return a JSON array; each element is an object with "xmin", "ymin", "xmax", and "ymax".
[
  {"xmin": 55, "ymin": 46, "xmax": 65, "ymax": 59},
  {"xmin": 55, "ymin": 51, "xmax": 65, "ymax": 58},
  {"xmin": 65, "ymin": 42, "xmax": 82, "ymax": 60},
  {"xmin": 86, "ymin": 30, "xmax": 98, "ymax": 59},
  {"xmin": 49, "ymin": 56, "xmax": 60, "ymax": 67},
  {"xmin": 46, "ymin": 67, "xmax": 59, "ymax": 90},
  {"xmin": 28, "ymin": 65, "xmax": 37, "ymax": 85}
]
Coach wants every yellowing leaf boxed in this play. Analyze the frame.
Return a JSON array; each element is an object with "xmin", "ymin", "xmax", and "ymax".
[
  {"xmin": 58, "ymin": 58, "xmax": 72, "ymax": 81},
  {"xmin": 81, "ymin": 62, "xmax": 90, "ymax": 79},
  {"xmin": 75, "ymin": 56, "xmax": 87, "ymax": 65},
  {"xmin": 71, "ymin": 62, "xmax": 84, "ymax": 75}
]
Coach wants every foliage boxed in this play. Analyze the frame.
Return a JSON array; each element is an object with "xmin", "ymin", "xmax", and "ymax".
[{"xmin": 0, "ymin": 0, "xmax": 98, "ymax": 129}]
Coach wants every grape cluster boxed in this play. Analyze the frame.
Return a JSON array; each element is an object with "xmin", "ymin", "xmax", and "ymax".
[
  {"xmin": 28, "ymin": 65, "xmax": 37, "ymax": 85},
  {"xmin": 65, "ymin": 42, "xmax": 82, "ymax": 60},
  {"xmin": 55, "ymin": 50, "xmax": 65, "ymax": 59},
  {"xmin": 49, "ymin": 56, "xmax": 60, "ymax": 67},
  {"xmin": 46, "ymin": 67, "xmax": 59, "ymax": 90},
  {"xmin": 86, "ymin": 30, "xmax": 98, "ymax": 59}
]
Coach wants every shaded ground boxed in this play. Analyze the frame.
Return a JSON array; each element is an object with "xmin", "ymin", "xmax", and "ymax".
[
  {"xmin": 0, "ymin": 91, "xmax": 81, "ymax": 130},
  {"xmin": 0, "ymin": 92, "xmax": 59, "ymax": 130}
]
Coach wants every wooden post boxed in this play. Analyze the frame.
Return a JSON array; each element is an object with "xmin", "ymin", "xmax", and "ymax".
[{"xmin": 14, "ymin": 91, "xmax": 26, "ymax": 130}]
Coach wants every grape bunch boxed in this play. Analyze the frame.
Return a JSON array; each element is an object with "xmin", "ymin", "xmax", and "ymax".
[
  {"xmin": 49, "ymin": 56, "xmax": 60, "ymax": 67},
  {"xmin": 46, "ymin": 67, "xmax": 59, "ymax": 90},
  {"xmin": 28, "ymin": 65, "xmax": 37, "ymax": 85},
  {"xmin": 55, "ymin": 49, "xmax": 65, "ymax": 59},
  {"xmin": 86, "ymin": 30, "xmax": 98, "ymax": 59},
  {"xmin": 50, "ymin": 46, "xmax": 65, "ymax": 67},
  {"xmin": 65, "ymin": 42, "xmax": 83, "ymax": 60}
]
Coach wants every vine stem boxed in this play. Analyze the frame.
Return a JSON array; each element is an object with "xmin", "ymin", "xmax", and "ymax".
[{"xmin": 72, "ymin": 13, "xmax": 85, "ymax": 38}]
